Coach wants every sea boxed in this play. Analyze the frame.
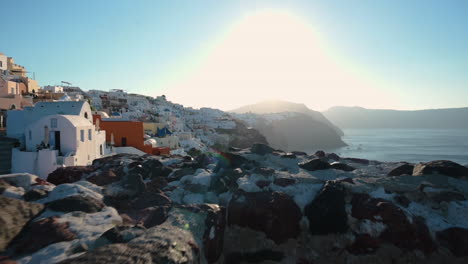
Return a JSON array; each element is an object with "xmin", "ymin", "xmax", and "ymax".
[{"xmin": 325, "ymin": 128, "xmax": 468, "ymax": 165}]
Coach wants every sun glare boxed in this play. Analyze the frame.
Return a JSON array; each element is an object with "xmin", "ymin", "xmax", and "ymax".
[{"xmin": 165, "ymin": 10, "xmax": 396, "ymax": 111}]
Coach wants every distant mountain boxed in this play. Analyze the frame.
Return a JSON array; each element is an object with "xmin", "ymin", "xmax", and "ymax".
[
  {"xmin": 231, "ymin": 100, "xmax": 344, "ymax": 136},
  {"xmin": 230, "ymin": 101, "xmax": 346, "ymax": 151},
  {"xmin": 323, "ymin": 106, "xmax": 468, "ymax": 129}
]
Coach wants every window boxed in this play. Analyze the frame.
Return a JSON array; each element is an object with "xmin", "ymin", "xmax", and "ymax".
[
  {"xmin": 88, "ymin": 129, "xmax": 92, "ymax": 140},
  {"xmin": 80, "ymin": 129, "xmax": 84, "ymax": 142},
  {"xmin": 28, "ymin": 130, "xmax": 32, "ymax": 140},
  {"xmin": 50, "ymin": 118, "xmax": 57, "ymax": 128},
  {"xmin": 0, "ymin": 61, "xmax": 2, "ymax": 67},
  {"xmin": 84, "ymin": 112, "xmax": 88, "ymax": 119}
]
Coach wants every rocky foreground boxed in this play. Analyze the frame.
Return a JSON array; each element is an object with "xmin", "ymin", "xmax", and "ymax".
[{"xmin": 1, "ymin": 144, "xmax": 468, "ymax": 264}]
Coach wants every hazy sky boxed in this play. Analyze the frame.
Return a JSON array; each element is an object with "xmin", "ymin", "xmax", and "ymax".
[{"xmin": 2, "ymin": 0, "xmax": 467, "ymax": 111}]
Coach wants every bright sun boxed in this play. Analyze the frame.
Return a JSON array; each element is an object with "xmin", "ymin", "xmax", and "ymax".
[{"xmin": 165, "ymin": 10, "xmax": 395, "ymax": 111}]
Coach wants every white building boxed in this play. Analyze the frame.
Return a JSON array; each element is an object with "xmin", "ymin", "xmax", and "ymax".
[
  {"xmin": 42, "ymin": 85, "xmax": 64, "ymax": 93},
  {"xmin": 7, "ymin": 101, "xmax": 107, "ymax": 179},
  {"xmin": 0, "ymin": 53, "xmax": 7, "ymax": 72}
]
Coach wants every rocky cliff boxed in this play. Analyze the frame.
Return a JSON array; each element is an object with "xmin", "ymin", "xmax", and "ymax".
[{"xmin": 1, "ymin": 149, "xmax": 468, "ymax": 263}]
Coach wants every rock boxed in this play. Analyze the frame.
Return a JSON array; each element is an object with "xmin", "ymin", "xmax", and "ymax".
[
  {"xmin": 250, "ymin": 143, "xmax": 275, "ymax": 155},
  {"xmin": 145, "ymin": 177, "xmax": 168, "ymax": 192},
  {"xmin": 129, "ymin": 192, "xmax": 172, "ymax": 210},
  {"xmin": 255, "ymin": 180, "xmax": 271, "ymax": 188},
  {"xmin": 60, "ymin": 224, "xmax": 201, "ymax": 264},
  {"xmin": 47, "ymin": 166, "xmax": 95, "ymax": 185},
  {"xmin": 291, "ymin": 151, "xmax": 307, "ymax": 156},
  {"xmin": 0, "ymin": 174, "xmax": 43, "ymax": 191},
  {"xmin": 86, "ymin": 169, "xmax": 119, "ymax": 186},
  {"xmin": 314, "ymin": 150, "xmax": 326, "ymax": 158},
  {"xmin": 139, "ymin": 206, "xmax": 171, "ymax": 228},
  {"xmin": 436, "ymin": 227, "xmax": 468, "ymax": 257},
  {"xmin": 343, "ymin": 157, "xmax": 370, "ymax": 165},
  {"xmin": 0, "ymin": 180, "xmax": 11, "ymax": 194},
  {"xmin": 430, "ymin": 191, "xmax": 465, "ymax": 203},
  {"xmin": 347, "ymin": 234, "xmax": 380, "ymax": 255},
  {"xmin": 184, "ymin": 183, "xmax": 209, "ymax": 193},
  {"xmin": 178, "ymin": 204, "xmax": 226, "ymax": 263},
  {"xmin": 168, "ymin": 167, "xmax": 196, "ymax": 182},
  {"xmin": 0, "ymin": 196, "xmax": 44, "ymax": 251},
  {"xmin": 195, "ymin": 153, "xmax": 214, "ymax": 168},
  {"xmin": 280, "ymin": 153, "xmax": 297, "ymax": 159},
  {"xmin": 228, "ymin": 191, "xmax": 302, "ymax": 244},
  {"xmin": 273, "ymin": 178, "xmax": 296, "ymax": 187},
  {"xmin": 351, "ymin": 193, "xmax": 436, "ymax": 253},
  {"xmin": 394, "ymin": 195, "xmax": 411, "ymax": 207},
  {"xmin": 47, "ymin": 195, "xmax": 105, "ymax": 213},
  {"xmin": 22, "ymin": 189, "xmax": 48, "ymax": 201},
  {"xmin": 214, "ymin": 152, "xmax": 249, "ymax": 171},
  {"xmin": 125, "ymin": 173, "xmax": 146, "ymax": 196},
  {"xmin": 252, "ymin": 167, "xmax": 275, "ymax": 177},
  {"xmin": 228, "ymin": 147, "xmax": 242, "ymax": 152},
  {"xmin": 225, "ymin": 250, "xmax": 284, "ymax": 264},
  {"xmin": 327, "ymin": 153, "xmax": 340, "ymax": 161},
  {"xmin": 330, "ymin": 162, "xmax": 355, "ymax": 172},
  {"xmin": 305, "ymin": 181, "xmax": 348, "ymax": 235},
  {"xmin": 299, "ymin": 158, "xmax": 330, "ymax": 171},
  {"xmin": 7, "ymin": 217, "xmax": 76, "ymax": 256},
  {"xmin": 413, "ymin": 160, "xmax": 468, "ymax": 178},
  {"xmin": 337, "ymin": 177, "xmax": 355, "ymax": 184},
  {"xmin": 149, "ymin": 166, "xmax": 173, "ymax": 180},
  {"xmin": 387, "ymin": 163, "xmax": 414, "ymax": 176},
  {"xmin": 93, "ymin": 225, "xmax": 146, "ymax": 249},
  {"xmin": 210, "ymin": 168, "xmax": 244, "ymax": 194}
]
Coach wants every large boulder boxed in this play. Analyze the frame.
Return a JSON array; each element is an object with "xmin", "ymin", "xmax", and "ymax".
[
  {"xmin": 7, "ymin": 217, "xmax": 76, "ymax": 256},
  {"xmin": 93, "ymin": 225, "xmax": 146, "ymax": 249},
  {"xmin": 304, "ymin": 181, "xmax": 348, "ymax": 235},
  {"xmin": 413, "ymin": 160, "xmax": 468, "ymax": 179},
  {"xmin": 209, "ymin": 168, "xmax": 244, "ymax": 194},
  {"xmin": 214, "ymin": 152, "xmax": 250, "ymax": 171},
  {"xmin": 0, "ymin": 196, "xmax": 44, "ymax": 251},
  {"xmin": 387, "ymin": 163, "xmax": 414, "ymax": 176},
  {"xmin": 436, "ymin": 227, "xmax": 468, "ymax": 257},
  {"xmin": 227, "ymin": 191, "xmax": 302, "ymax": 244},
  {"xmin": 47, "ymin": 195, "xmax": 105, "ymax": 213},
  {"xmin": 343, "ymin": 157, "xmax": 370, "ymax": 165},
  {"xmin": 330, "ymin": 162, "xmax": 355, "ymax": 172},
  {"xmin": 178, "ymin": 204, "xmax": 226, "ymax": 263},
  {"xmin": 47, "ymin": 166, "xmax": 96, "ymax": 185},
  {"xmin": 23, "ymin": 189, "xmax": 48, "ymax": 201},
  {"xmin": 351, "ymin": 193, "xmax": 436, "ymax": 253},
  {"xmin": 250, "ymin": 143, "xmax": 275, "ymax": 155},
  {"xmin": 299, "ymin": 158, "xmax": 330, "ymax": 171},
  {"xmin": 86, "ymin": 169, "xmax": 120, "ymax": 186},
  {"xmin": 128, "ymin": 192, "xmax": 171, "ymax": 211},
  {"xmin": 60, "ymin": 225, "xmax": 201, "ymax": 264}
]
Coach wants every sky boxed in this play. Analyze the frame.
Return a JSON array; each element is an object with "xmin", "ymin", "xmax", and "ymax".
[{"xmin": 1, "ymin": 0, "xmax": 467, "ymax": 111}]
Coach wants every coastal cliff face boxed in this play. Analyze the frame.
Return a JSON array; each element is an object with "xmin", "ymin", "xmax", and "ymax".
[
  {"xmin": 1, "ymin": 147, "xmax": 468, "ymax": 263},
  {"xmin": 231, "ymin": 101, "xmax": 346, "ymax": 151}
]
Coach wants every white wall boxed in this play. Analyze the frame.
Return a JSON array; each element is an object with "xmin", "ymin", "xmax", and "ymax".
[
  {"xmin": 11, "ymin": 148, "xmax": 59, "ymax": 179},
  {"xmin": 42, "ymin": 85, "xmax": 64, "ymax": 93},
  {"xmin": 6, "ymin": 110, "xmax": 26, "ymax": 140},
  {"xmin": 0, "ymin": 54, "xmax": 7, "ymax": 71}
]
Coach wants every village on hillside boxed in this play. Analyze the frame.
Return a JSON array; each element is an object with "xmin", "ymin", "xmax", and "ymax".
[{"xmin": 0, "ymin": 52, "xmax": 239, "ymax": 178}]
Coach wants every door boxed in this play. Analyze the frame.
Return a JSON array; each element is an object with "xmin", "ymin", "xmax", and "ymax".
[
  {"xmin": 121, "ymin": 137, "xmax": 127, "ymax": 146},
  {"xmin": 54, "ymin": 131, "xmax": 61, "ymax": 152}
]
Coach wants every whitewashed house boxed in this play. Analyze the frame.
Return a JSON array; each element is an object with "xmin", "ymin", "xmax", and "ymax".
[{"xmin": 6, "ymin": 101, "xmax": 107, "ymax": 179}]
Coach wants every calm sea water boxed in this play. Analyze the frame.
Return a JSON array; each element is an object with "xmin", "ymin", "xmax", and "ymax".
[{"xmin": 326, "ymin": 129, "xmax": 468, "ymax": 165}]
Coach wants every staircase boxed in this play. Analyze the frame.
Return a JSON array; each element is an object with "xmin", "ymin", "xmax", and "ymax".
[{"xmin": 0, "ymin": 136, "xmax": 18, "ymax": 175}]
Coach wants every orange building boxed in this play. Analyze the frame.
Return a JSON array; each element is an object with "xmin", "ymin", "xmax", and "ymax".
[{"xmin": 93, "ymin": 115, "xmax": 170, "ymax": 155}]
